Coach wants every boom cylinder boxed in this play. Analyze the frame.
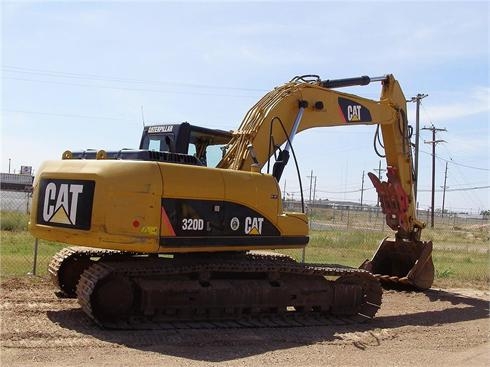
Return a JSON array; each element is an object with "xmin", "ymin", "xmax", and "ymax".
[{"xmin": 321, "ymin": 75, "xmax": 387, "ymax": 89}]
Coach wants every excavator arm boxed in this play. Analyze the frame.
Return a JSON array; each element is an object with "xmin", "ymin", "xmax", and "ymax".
[
  {"xmin": 219, "ymin": 75, "xmax": 396, "ymax": 172},
  {"xmin": 218, "ymin": 74, "xmax": 420, "ymax": 235},
  {"xmin": 218, "ymin": 74, "xmax": 434, "ymax": 289}
]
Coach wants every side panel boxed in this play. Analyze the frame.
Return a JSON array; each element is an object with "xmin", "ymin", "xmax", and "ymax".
[
  {"xmin": 158, "ymin": 164, "xmax": 308, "ymax": 252},
  {"xmin": 29, "ymin": 160, "xmax": 162, "ymax": 252},
  {"xmin": 29, "ymin": 160, "xmax": 309, "ymax": 254}
]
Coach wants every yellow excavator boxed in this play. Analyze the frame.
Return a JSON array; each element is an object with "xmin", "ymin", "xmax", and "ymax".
[{"xmin": 29, "ymin": 74, "xmax": 434, "ymax": 328}]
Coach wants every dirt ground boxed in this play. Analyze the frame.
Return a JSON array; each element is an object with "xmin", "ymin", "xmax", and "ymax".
[{"xmin": 1, "ymin": 277, "xmax": 489, "ymax": 367}]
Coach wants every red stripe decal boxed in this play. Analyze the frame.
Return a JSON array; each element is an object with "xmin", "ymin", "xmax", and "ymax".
[{"xmin": 161, "ymin": 207, "xmax": 176, "ymax": 236}]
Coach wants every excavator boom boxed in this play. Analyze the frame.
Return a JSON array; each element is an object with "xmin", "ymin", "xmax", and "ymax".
[{"xmin": 218, "ymin": 74, "xmax": 434, "ymax": 289}]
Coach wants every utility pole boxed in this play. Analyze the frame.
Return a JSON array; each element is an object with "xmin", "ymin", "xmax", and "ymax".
[
  {"xmin": 304, "ymin": 171, "xmax": 316, "ymax": 264},
  {"xmin": 8, "ymin": 158, "xmax": 11, "ymax": 174},
  {"xmin": 307, "ymin": 170, "xmax": 317, "ymax": 205},
  {"xmin": 312, "ymin": 176, "xmax": 317, "ymax": 205},
  {"xmin": 307, "ymin": 170, "xmax": 313, "ymax": 204},
  {"xmin": 282, "ymin": 180, "xmax": 286, "ymax": 201},
  {"xmin": 360, "ymin": 170, "xmax": 365, "ymax": 207},
  {"xmin": 422, "ymin": 124, "xmax": 446, "ymax": 228},
  {"xmin": 441, "ymin": 162, "xmax": 448, "ymax": 218},
  {"xmin": 409, "ymin": 93, "xmax": 428, "ymax": 204},
  {"xmin": 373, "ymin": 160, "xmax": 386, "ymax": 207}
]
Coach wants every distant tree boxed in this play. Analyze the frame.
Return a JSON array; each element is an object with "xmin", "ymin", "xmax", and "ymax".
[{"xmin": 481, "ymin": 210, "xmax": 490, "ymax": 219}]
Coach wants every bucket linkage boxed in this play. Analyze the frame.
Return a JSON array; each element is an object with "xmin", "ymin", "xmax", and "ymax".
[{"xmin": 362, "ymin": 167, "xmax": 435, "ymax": 290}]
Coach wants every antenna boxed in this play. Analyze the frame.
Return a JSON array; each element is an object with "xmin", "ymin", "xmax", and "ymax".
[{"xmin": 141, "ymin": 106, "xmax": 145, "ymax": 127}]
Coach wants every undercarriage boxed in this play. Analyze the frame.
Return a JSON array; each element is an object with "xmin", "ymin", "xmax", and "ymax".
[{"xmin": 49, "ymin": 247, "xmax": 382, "ymax": 329}]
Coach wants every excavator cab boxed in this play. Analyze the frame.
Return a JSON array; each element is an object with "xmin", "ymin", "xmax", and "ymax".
[{"xmin": 140, "ymin": 122, "xmax": 232, "ymax": 167}]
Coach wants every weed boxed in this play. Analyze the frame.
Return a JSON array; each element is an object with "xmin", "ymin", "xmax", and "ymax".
[
  {"xmin": 0, "ymin": 212, "xmax": 28, "ymax": 231},
  {"xmin": 437, "ymin": 268, "xmax": 455, "ymax": 278}
]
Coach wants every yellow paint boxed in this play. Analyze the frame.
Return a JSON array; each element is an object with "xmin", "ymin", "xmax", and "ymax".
[{"xmin": 29, "ymin": 74, "xmax": 423, "ymax": 255}]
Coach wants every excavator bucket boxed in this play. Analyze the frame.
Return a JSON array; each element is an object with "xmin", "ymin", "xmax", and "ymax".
[
  {"xmin": 363, "ymin": 167, "xmax": 434, "ymax": 290},
  {"xmin": 360, "ymin": 237, "xmax": 434, "ymax": 290}
]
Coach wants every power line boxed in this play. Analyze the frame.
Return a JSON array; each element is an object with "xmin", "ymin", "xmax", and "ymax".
[
  {"xmin": 418, "ymin": 185, "xmax": 489, "ymax": 192},
  {"xmin": 419, "ymin": 150, "xmax": 489, "ymax": 171},
  {"xmin": 306, "ymin": 170, "xmax": 317, "ymax": 205},
  {"xmin": 2, "ymin": 108, "xmax": 233, "ymax": 128},
  {"xmin": 422, "ymin": 124, "xmax": 447, "ymax": 228},
  {"xmin": 2, "ymin": 109, "xmax": 135, "ymax": 122},
  {"xmin": 419, "ymin": 148, "xmax": 487, "ymax": 209},
  {"xmin": 439, "ymin": 143, "xmax": 487, "ymax": 210},
  {"xmin": 3, "ymin": 76, "xmax": 260, "ymax": 99},
  {"xmin": 372, "ymin": 160, "xmax": 386, "ymax": 180},
  {"xmin": 316, "ymin": 188, "xmax": 375, "ymax": 194},
  {"xmin": 408, "ymin": 92, "xmax": 428, "ymax": 202},
  {"xmin": 313, "ymin": 184, "xmax": 487, "ymax": 195},
  {"xmin": 2, "ymin": 65, "xmax": 267, "ymax": 92},
  {"xmin": 440, "ymin": 181, "xmax": 488, "ymax": 187},
  {"xmin": 417, "ymin": 99, "xmax": 488, "ymax": 209}
]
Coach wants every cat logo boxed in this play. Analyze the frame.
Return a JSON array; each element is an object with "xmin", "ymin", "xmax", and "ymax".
[
  {"xmin": 37, "ymin": 179, "xmax": 95, "ymax": 230},
  {"xmin": 338, "ymin": 97, "xmax": 372, "ymax": 123},
  {"xmin": 347, "ymin": 105, "xmax": 362, "ymax": 121},
  {"xmin": 244, "ymin": 217, "xmax": 264, "ymax": 235}
]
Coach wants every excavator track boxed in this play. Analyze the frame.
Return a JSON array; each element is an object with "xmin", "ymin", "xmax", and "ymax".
[
  {"xmin": 48, "ymin": 247, "xmax": 130, "ymax": 297},
  {"xmin": 76, "ymin": 253, "xmax": 382, "ymax": 329}
]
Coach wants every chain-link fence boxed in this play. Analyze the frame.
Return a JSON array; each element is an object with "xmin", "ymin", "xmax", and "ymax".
[
  {"xmin": 0, "ymin": 189, "xmax": 52, "ymax": 276},
  {"xmin": 281, "ymin": 201, "xmax": 489, "ymax": 288},
  {"xmin": 1, "ymin": 190, "xmax": 489, "ymax": 288}
]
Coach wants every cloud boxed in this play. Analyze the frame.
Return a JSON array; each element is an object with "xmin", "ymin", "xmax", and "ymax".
[
  {"xmin": 443, "ymin": 134, "xmax": 490, "ymax": 157},
  {"xmin": 418, "ymin": 87, "xmax": 489, "ymax": 123}
]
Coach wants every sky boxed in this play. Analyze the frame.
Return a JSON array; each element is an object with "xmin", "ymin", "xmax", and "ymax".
[{"xmin": 1, "ymin": 0, "xmax": 489, "ymax": 214}]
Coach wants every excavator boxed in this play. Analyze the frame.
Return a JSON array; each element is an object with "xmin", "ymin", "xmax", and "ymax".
[{"xmin": 29, "ymin": 74, "xmax": 434, "ymax": 329}]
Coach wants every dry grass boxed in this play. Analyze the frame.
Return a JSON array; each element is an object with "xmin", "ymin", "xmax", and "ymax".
[{"xmin": 1, "ymin": 208, "xmax": 488, "ymax": 288}]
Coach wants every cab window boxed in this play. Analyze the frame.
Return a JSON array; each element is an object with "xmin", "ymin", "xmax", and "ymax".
[
  {"xmin": 206, "ymin": 144, "xmax": 226, "ymax": 167},
  {"xmin": 145, "ymin": 135, "xmax": 173, "ymax": 152}
]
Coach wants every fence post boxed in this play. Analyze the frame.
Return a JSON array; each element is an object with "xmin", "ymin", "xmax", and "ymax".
[
  {"xmin": 303, "ymin": 206, "xmax": 309, "ymax": 263},
  {"xmin": 31, "ymin": 238, "xmax": 39, "ymax": 276}
]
